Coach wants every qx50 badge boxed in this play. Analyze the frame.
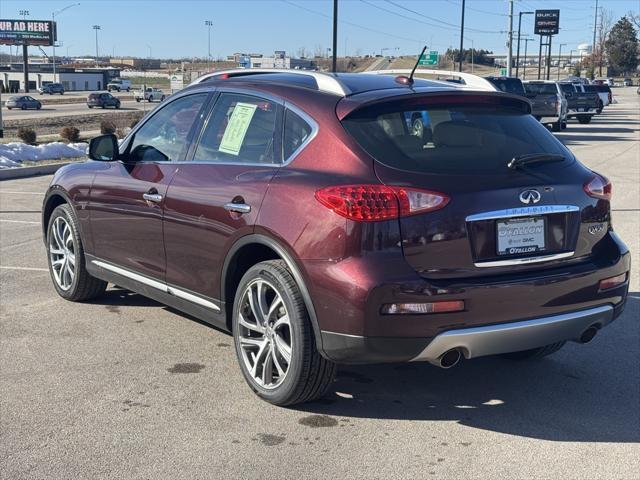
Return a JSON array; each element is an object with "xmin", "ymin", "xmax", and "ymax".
[{"xmin": 519, "ymin": 189, "xmax": 542, "ymax": 205}]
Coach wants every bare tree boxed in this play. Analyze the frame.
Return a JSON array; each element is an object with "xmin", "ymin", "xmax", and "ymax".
[
  {"xmin": 596, "ymin": 9, "xmax": 615, "ymax": 76},
  {"xmin": 627, "ymin": 11, "xmax": 640, "ymax": 30},
  {"xmin": 296, "ymin": 47, "xmax": 307, "ymax": 59}
]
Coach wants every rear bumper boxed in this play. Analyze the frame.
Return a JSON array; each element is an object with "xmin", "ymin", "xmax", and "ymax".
[
  {"xmin": 538, "ymin": 115, "xmax": 562, "ymax": 124},
  {"xmin": 568, "ymin": 109, "xmax": 597, "ymax": 116},
  {"xmin": 321, "ymin": 302, "xmax": 625, "ymax": 364}
]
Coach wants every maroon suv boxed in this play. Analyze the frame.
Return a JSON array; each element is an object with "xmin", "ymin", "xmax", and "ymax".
[{"xmin": 42, "ymin": 70, "xmax": 630, "ymax": 406}]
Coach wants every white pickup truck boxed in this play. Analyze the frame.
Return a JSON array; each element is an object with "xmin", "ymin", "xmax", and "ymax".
[
  {"xmin": 107, "ymin": 78, "xmax": 131, "ymax": 92},
  {"xmin": 134, "ymin": 87, "xmax": 166, "ymax": 102}
]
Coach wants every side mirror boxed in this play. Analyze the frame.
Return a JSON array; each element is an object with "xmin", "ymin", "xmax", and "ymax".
[{"xmin": 89, "ymin": 134, "xmax": 119, "ymax": 161}]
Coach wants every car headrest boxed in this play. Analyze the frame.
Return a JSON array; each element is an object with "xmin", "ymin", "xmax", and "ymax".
[{"xmin": 433, "ymin": 120, "xmax": 483, "ymax": 148}]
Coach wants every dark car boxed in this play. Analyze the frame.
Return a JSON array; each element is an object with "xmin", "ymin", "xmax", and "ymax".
[
  {"xmin": 38, "ymin": 83, "xmax": 65, "ymax": 95},
  {"xmin": 522, "ymin": 81, "xmax": 567, "ymax": 131},
  {"xmin": 87, "ymin": 92, "xmax": 121, "ymax": 109},
  {"xmin": 5, "ymin": 95, "xmax": 42, "ymax": 110},
  {"xmin": 484, "ymin": 76, "xmax": 526, "ymax": 96},
  {"xmin": 42, "ymin": 69, "xmax": 630, "ymax": 406}
]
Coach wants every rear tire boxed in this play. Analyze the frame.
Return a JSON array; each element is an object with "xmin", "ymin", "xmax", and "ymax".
[
  {"xmin": 232, "ymin": 260, "xmax": 336, "ymax": 406},
  {"xmin": 551, "ymin": 121, "xmax": 561, "ymax": 132},
  {"xmin": 501, "ymin": 341, "xmax": 566, "ymax": 360},
  {"xmin": 46, "ymin": 204, "xmax": 107, "ymax": 302}
]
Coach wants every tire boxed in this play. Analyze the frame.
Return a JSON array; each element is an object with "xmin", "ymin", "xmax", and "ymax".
[
  {"xmin": 115, "ymin": 102, "xmax": 121, "ymax": 109},
  {"xmin": 21, "ymin": 105, "xmax": 26, "ymax": 110},
  {"xmin": 412, "ymin": 117, "xmax": 424, "ymax": 139},
  {"xmin": 127, "ymin": 88, "xmax": 130, "ymax": 92},
  {"xmin": 500, "ymin": 341, "xmax": 566, "ymax": 360},
  {"xmin": 561, "ymin": 121, "xmax": 567, "ymax": 130},
  {"xmin": 37, "ymin": 103, "xmax": 42, "ymax": 110},
  {"xmin": 136, "ymin": 98, "xmax": 141, "ymax": 103},
  {"xmin": 60, "ymin": 91, "xmax": 64, "ymax": 95},
  {"xmin": 232, "ymin": 260, "xmax": 336, "ymax": 406},
  {"xmin": 551, "ymin": 121, "xmax": 561, "ymax": 132},
  {"xmin": 160, "ymin": 95, "xmax": 165, "ymax": 101},
  {"xmin": 6, "ymin": 107, "xmax": 11, "ymax": 110},
  {"xmin": 578, "ymin": 116, "xmax": 592, "ymax": 124},
  {"xmin": 101, "ymin": 104, "xmax": 106, "ymax": 109},
  {"xmin": 46, "ymin": 204, "xmax": 107, "ymax": 302},
  {"xmin": 148, "ymin": 96, "xmax": 153, "ymax": 102},
  {"xmin": 88, "ymin": 105, "xmax": 93, "ymax": 109}
]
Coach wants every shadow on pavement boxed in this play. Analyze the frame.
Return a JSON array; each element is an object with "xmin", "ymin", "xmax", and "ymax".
[{"xmin": 297, "ymin": 294, "xmax": 639, "ymax": 443}]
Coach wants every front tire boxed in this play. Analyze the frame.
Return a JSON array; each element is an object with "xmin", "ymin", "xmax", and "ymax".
[
  {"xmin": 47, "ymin": 204, "xmax": 107, "ymax": 301},
  {"xmin": 500, "ymin": 341, "xmax": 566, "ymax": 360},
  {"xmin": 232, "ymin": 260, "xmax": 336, "ymax": 406}
]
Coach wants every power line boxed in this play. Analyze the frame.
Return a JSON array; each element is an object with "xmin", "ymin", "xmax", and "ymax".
[
  {"xmin": 361, "ymin": 0, "xmax": 461, "ymax": 33},
  {"xmin": 282, "ymin": 0, "xmax": 428, "ymax": 45},
  {"xmin": 444, "ymin": 0, "xmax": 508, "ymax": 17},
  {"xmin": 383, "ymin": 0, "xmax": 500, "ymax": 34}
]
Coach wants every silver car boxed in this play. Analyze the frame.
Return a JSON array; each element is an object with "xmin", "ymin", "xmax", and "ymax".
[{"xmin": 5, "ymin": 95, "xmax": 42, "ymax": 110}]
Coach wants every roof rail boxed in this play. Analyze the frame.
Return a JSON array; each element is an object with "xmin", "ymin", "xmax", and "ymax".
[
  {"xmin": 190, "ymin": 68, "xmax": 349, "ymax": 96},
  {"xmin": 363, "ymin": 69, "xmax": 497, "ymax": 92}
]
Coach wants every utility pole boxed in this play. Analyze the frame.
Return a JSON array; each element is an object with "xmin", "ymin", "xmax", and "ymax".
[
  {"xmin": 332, "ymin": 0, "xmax": 338, "ymax": 72},
  {"xmin": 20, "ymin": 10, "xmax": 30, "ymax": 92},
  {"xmin": 515, "ymin": 11, "xmax": 533, "ymax": 78},
  {"xmin": 92, "ymin": 25, "xmax": 101, "ymax": 66},
  {"xmin": 592, "ymin": 0, "xmax": 598, "ymax": 59},
  {"xmin": 458, "ymin": 0, "xmax": 465, "ymax": 72},
  {"xmin": 557, "ymin": 43, "xmax": 566, "ymax": 80},
  {"xmin": 506, "ymin": 0, "xmax": 514, "ymax": 76},
  {"xmin": 205, "ymin": 20, "xmax": 212, "ymax": 71}
]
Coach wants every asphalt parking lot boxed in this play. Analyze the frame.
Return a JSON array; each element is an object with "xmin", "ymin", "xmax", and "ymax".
[{"xmin": 1, "ymin": 88, "xmax": 638, "ymax": 479}]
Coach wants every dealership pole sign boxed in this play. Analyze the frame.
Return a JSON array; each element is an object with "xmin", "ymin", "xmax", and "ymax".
[
  {"xmin": 534, "ymin": 10, "xmax": 560, "ymax": 81},
  {"xmin": 0, "ymin": 19, "xmax": 57, "ymax": 46},
  {"xmin": 534, "ymin": 10, "xmax": 560, "ymax": 35}
]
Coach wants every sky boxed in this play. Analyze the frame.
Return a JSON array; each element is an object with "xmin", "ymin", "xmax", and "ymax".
[{"xmin": 0, "ymin": 0, "xmax": 638, "ymax": 60}]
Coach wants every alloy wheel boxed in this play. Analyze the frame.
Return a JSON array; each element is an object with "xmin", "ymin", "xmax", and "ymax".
[
  {"xmin": 237, "ymin": 279, "xmax": 292, "ymax": 389},
  {"xmin": 49, "ymin": 216, "xmax": 76, "ymax": 291}
]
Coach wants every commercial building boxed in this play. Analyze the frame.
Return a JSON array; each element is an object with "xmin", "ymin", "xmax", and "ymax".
[
  {"xmin": 0, "ymin": 63, "xmax": 121, "ymax": 92},
  {"xmin": 238, "ymin": 51, "xmax": 316, "ymax": 70},
  {"xmin": 109, "ymin": 58, "xmax": 162, "ymax": 69}
]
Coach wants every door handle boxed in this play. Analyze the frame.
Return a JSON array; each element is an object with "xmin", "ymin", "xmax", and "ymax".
[
  {"xmin": 224, "ymin": 203, "xmax": 251, "ymax": 214},
  {"xmin": 143, "ymin": 193, "xmax": 163, "ymax": 203}
]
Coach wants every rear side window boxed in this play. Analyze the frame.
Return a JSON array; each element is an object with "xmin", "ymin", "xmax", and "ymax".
[
  {"xmin": 487, "ymin": 78, "xmax": 525, "ymax": 96},
  {"xmin": 524, "ymin": 83, "xmax": 557, "ymax": 95},
  {"xmin": 283, "ymin": 110, "xmax": 312, "ymax": 160},
  {"xmin": 342, "ymin": 100, "xmax": 571, "ymax": 175},
  {"xmin": 559, "ymin": 84, "xmax": 575, "ymax": 94},
  {"xmin": 193, "ymin": 93, "xmax": 280, "ymax": 164}
]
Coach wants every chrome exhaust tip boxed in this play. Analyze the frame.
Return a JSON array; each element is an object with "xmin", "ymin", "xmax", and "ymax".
[{"xmin": 439, "ymin": 349, "xmax": 462, "ymax": 369}]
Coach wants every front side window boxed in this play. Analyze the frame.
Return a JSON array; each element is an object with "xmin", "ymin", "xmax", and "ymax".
[
  {"xmin": 193, "ymin": 93, "xmax": 280, "ymax": 164},
  {"xmin": 128, "ymin": 93, "xmax": 207, "ymax": 163}
]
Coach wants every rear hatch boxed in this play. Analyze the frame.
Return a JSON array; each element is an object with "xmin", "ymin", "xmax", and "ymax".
[
  {"xmin": 341, "ymin": 92, "xmax": 609, "ymax": 279},
  {"xmin": 523, "ymin": 83, "xmax": 558, "ymax": 116}
]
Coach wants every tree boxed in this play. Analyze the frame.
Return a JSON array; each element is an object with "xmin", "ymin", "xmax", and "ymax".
[{"xmin": 605, "ymin": 17, "xmax": 639, "ymax": 75}]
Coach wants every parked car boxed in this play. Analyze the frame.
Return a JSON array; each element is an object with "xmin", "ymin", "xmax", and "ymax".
[
  {"xmin": 86, "ymin": 92, "xmax": 121, "ymax": 109},
  {"xmin": 623, "ymin": 78, "xmax": 633, "ymax": 87},
  {"xmin": 5, "ymin": 95, "xmax": 42, "ymax": 110},
  {"xmin": 134, "ymin": 87, "xmax": 165, "ymax": 102},
  {"xmin": 38, "ymin": 83, "xmax": 65, "ymax": 95},
  {"xmin": 484, "ymin": 76, "xmax": 526, "ymax": 96},
  {"xmin": 107, "ymin": 78, "xmax": 132, "ymax": 92},
  {"xmin": 522, "ymin": 80, "xmax": 568, "ymax": 131},
  {"xmin": 565, "ymin": 83, "xmax": 601, "ymax": 123},
  {"xmin": 595, "ymin": 77, "xmax": 614, "ymax": 87},
  {"xmin": 42, "ymin": 69, "xmax": 630, "ymax": 406},
  {"xmin": 583, "ymin": 84, "xmax": 610, "ymax": 112}
]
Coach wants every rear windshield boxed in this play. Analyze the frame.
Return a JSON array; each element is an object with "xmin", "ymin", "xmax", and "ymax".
[
  {"xmin": 559, "ymin": 83, "xmax": 575, "ymax": 94},
  {"xmin": 342, "ymin": 101, "xmax": 570, "ymax": 175},
  {"xmin": 583, "ymin": 85, "xmax": 598, "ymax": 93},
  {"xmin": 594, "ymin": 85, "xmax": 611, "ymax": 92},
  {"xmin": 487, "ymin": 78, "xmax": 525, "ymax": 96},
  {"xmin": 89, "ymin": 93, "xmax": 100, "ymax": 99},
  {"xmin": 524, "ymin": 83, "xmax": 558, "ymax": 95}
]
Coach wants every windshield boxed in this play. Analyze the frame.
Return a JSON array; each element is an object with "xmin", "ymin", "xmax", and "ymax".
[
  {"xmin": 487, "ymin": 78, "xmax": 525, "ymax": 96},
  {"xmin": 342, "ymin": 101, "xmax": 571, "ymax": 175},
  {"xmin": 524, "ymin": 83, "xmax": 558, "ymax": 95}
]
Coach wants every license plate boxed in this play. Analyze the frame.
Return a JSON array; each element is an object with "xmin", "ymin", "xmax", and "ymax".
[{"xmin": 497, "ymin": 217, "xmax": 546, "ymax": 256}]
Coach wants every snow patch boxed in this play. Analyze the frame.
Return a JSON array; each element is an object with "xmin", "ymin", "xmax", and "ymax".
[{"xmin": 0, "ymin": 142, "xmax": 88, "ymax": 169}]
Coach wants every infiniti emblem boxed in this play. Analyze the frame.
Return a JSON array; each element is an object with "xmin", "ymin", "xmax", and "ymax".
[{"xmin": 519, "ymin": 189, "xmax": 541, "ymax": 205}]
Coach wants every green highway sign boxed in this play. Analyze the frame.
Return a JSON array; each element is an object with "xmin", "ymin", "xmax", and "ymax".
[
  {"xmin": 500, "ymin": 68, "xmax": 508, "ymax": 76},
  {"xmin": 418, "ymin": 50, "xmax": 439, "ymax": 66}
]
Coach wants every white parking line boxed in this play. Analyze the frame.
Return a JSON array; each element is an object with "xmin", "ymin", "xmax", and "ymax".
[
  {"xmin": 0, "ymin": 266, "xmax": 48, "ymax": 272},
  {"xmin": 0, "ymin": 191, "xmax": 44, "ymax": 195},
  {"xmin": 0, "ymin": 219, "xmax": 40, "ymax": 225}
]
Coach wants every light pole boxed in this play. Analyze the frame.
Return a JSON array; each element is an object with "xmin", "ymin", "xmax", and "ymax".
[
  {"xmin": 557, "ymin": 43, "xmax": 567, "ymax": 80},
  {"xmin": 19, "ymin": 10, "xmax": 30, "ymax": 93},
  {"xmin": 515, "ymin": 11, "xmax": 533, "ymax": 78},
  {"xmin": 52, "ymin": 3, "xmax": 80, "ymax": 83},
  {"xmin": 458, "ymin": 0, "xmax": 466, "ymax": 72},
  {"xmin": 92, "ymin": 25, "xmax": 101, "ymax": 66},
  {"xmin": 19, "ymin": 9, "xmax": 30, "ymax": 19},
  {"xmin": 205, "ymin": 20, "xmax": 213, "ymax": 71}
]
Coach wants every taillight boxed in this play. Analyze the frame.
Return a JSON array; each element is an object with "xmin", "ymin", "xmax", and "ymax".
[
  {"xmin": 315, "ymin": 185, "xmax": 449, "ymax": 222},
  {"xmin": 584, "ymin": 174, "xmax": 612, "ymax": 201}
]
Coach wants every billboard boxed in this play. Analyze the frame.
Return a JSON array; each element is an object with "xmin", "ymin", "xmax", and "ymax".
[
  {"xmin": 534, "ymin": 10, "xmax": 560, "ymax": 35},
  {"xmin": 0, "ymin": 19, "xmax": 56, "ymax": 46}
]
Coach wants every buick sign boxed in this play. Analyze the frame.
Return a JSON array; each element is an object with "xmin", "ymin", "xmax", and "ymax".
[{"xmin": 519, "ymin": 189, "xmax": 542, "ymax": 205}]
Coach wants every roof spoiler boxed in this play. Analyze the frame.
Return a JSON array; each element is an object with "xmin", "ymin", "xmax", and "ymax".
[{"xmin": 363, "ymin": 69, "xmax": 497, "ymax": 92}]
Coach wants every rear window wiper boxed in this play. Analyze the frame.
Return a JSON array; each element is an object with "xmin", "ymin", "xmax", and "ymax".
[{"xmin": 508, "ymin": 153, "xmax": 565, "ymax": 169}]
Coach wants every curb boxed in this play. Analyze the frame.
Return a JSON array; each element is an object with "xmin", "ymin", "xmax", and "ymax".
[{"xmin": 0, "ymin": 162, "xmax": 72, "ymax": 181}]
